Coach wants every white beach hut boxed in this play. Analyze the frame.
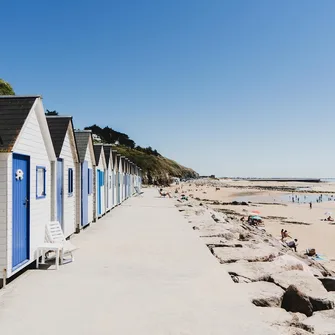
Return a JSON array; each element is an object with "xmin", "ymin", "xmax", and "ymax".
[
  {"xmin": 94, "ymin": 144, "xmax": 107, "ymax": 218},
  {"xmin": 103, "ymin": 145, "xmax": 114, "ymax": 212},
  {"xmin": 46, "ymin": 116, "xmax": 80, "ymax": 238},
  {"xmin": 0, "ymin": 96, "xmax": 56, "ymax": 281},
  {"xmin": 120, "ymin": 156, "xmax": 126, "ymax": 202},
  {"xmin": 74, "ymin": 130, "xmax": 96, "ymax": 228},
  {"xmin": 113, "ymin": 152, "xmax": 120, "ymax": 205}
]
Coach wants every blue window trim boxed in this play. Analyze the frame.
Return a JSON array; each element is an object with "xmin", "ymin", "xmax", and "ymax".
[
  {"xmin": 68, "ymin": 168, "xmax": 74, "ymax": 196},
  {"xmin": 36, "ymin": 166, "xmax": 46, "ymax": 199}
]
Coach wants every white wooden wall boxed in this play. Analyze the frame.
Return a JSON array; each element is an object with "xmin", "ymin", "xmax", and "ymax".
[
  {"xmin": 95, "ymin": 150, "xmax": 106, "ymax": 217},
  {"xmin": 59, "ymin": 125, "xmax": 77, "ymax": 238},
  {"xmin": 106, "ymin": 162, "xmax": 113, "ymax": 211},
  {"xmin": 84, "ymin": 145, "xmax": 94, "ymax": 225},
  {"xmin": 6, "ymin": 106, "xmax": 52, "ymax": 277}
]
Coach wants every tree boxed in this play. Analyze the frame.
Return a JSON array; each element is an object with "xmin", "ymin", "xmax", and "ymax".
[
  {"xmin": 0, "ymin": 79, "xmax": 15, "ymax": 95},
  {"xmin": 45, "ymin": 109, "xmax": 58, "ymax": 115}
]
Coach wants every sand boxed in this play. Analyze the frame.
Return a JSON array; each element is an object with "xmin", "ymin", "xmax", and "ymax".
[{"xmin": 168, "ymin": 179, "xmax": 335, "ymax": 271}]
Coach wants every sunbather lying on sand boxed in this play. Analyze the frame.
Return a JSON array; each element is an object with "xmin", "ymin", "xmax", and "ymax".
[{"xmin": 159, "ymin": 188, "xmax": 172, "ymax": 198}]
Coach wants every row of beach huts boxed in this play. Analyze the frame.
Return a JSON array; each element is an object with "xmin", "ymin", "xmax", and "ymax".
[{"xmin": 0, "ymin": 96, "xmax": 142, "ymax": 282}]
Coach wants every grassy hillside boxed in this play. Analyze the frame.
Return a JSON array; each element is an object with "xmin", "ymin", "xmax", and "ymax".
[
  {"xmin": 85, "ymin": 124, "xmax": 198, "ymax": 185},
  {"xmin": 114, "ymin": 145, "xmax": 198, "ymax": 185}
]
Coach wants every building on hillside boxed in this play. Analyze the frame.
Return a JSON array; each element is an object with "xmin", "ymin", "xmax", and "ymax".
[
  {"xmin": 74, "ymin": 130, "xmax": 96, "ymax": 229},
  {"xmin": 46, "ymin": 116, "xmax": 80, "ymax": 238},
  {"xmin": 0, "ymin": 96, "xmax": 56, "ymax": 281}
]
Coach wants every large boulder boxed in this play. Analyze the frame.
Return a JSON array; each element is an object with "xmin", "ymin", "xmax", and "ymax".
[
  {"xmin": 238, "ymin": 281, "xmax": 284, "ymax": 307},
  {"xmin": 318, "ymin": 277, "xmax": 335, "ymax": 291},
  {"xmin": 302, "ymin": 309, "xmax": 335, "ymax": 335},
  {"xmin": 281, "ymin": 285, "xmax": 313, "ymax": 317},
  {"xmin": 270, "ymin": 270, "xmax": 334, "ymax": 312},
  {"xmin": 213, "ymin": 245, "xmax": 280, "ymax": 263},
  {"xmin": 223, "ymin": 255, "xmax": 314, "ymax": 281}
]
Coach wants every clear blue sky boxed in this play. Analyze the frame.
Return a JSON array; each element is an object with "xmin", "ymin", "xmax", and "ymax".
[{"xmin": 2, "ymin": 0, "xmax": 335, "ymax": 177}]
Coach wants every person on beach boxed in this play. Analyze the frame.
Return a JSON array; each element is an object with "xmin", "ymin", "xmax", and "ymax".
[
  {"xmin": 286, "ymin": 239, "xmax": 298, "ymax": 252},
  {"xmin": 310, "ymin": 202, "xmax": 312, "ymax": 209},
  {"xmin": 281, "ymin": 230, "xmax": 291, "ymax": 241},
  {"xmin": 159, "ymin": 188, "xmax": 172, "ymax": 198}
]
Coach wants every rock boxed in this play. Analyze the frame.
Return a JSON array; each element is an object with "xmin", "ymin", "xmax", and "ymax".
[
  {"xmin": 223, "ymin": 255, "xmax": 310, "ymax": 281},
  {"xmin": 270, "ymin": 270, "xmax": 334, "ymax": 312},
  {"xmin": 230, "ymin": 275, "xmax": 252, "ymax": 283},
  {"xmin": 238, "ymin": 281, "xmax": 284, "ymax": 307},
  {"xmin": 258, "ymin": 307, "xmax": 294, "ymax": 324},
  {"xmin": 319, "ymin": 277, "xmax": 335, "ymax": 291},
  {"xmin": 302, "ymin": 309, "xmax": 335, "ymax": 335},
  {"xmin": 281, "ymin": 285, "xmax": 313, "ymax": 317},
  {"xmin": 213, "ymin": 245, "xmax": 280, "ymax": 263}
]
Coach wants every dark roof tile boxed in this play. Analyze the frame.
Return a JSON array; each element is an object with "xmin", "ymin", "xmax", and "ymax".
[{"xmin": 0, "ymin": 96, "xmax": 37, "ymax": 152}]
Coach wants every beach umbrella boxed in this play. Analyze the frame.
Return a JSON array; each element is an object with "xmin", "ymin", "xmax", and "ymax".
[
  {"xmin": 251, "ymin": 215, "xmax": 262, "ymax": 220},
  {"xmin": 250, "ymin": 210, "xmax": 261, "ymax": 215}
]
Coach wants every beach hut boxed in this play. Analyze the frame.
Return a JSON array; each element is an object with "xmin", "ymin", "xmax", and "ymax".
[
  {"xmin": 46, "ymin": 116, "xmax": 80, "ymax": 238},
  {"xmin": 120, "ymin": 156, "xmax": 126, "ymax": 202},
  {"xmin": 93, "ymin": 144, "xmax": 107, "ymax": 218},
  {"xmin": 116, "ymin": 154, "xmax": 122, "ymax": 204},
  {"xmin": 103, "ymin": 145, "xmax": 114, "ymax": 212},
  {"xmin": 0, "ymin": 96, "xmax": 56, "ymax": 280},
  {"xmin": 74, "ymin": 130, "xmax": 96, "ymax": 228},
  {"xmin": 113, "ymin": 152, "xmax": 120, "ymax": 205},
  {"xmin": 130, "ymin": 162, "xmax": 135, "ymax": 195},
  {"xmin": 125, "ymin": 158, "xmax": 129, "ymax": 199}
]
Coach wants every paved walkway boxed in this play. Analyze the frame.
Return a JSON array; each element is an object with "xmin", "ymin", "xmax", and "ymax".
[{"xmin": 0, "ymin": 189, "xmax": 277, "ymax": 334}]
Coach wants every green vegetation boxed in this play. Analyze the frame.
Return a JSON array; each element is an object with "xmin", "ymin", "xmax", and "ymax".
[
  {"xmin": 115, "ymin": 145, "xmax": 198, "ymax": 185},
  {"xmin": 0, "ymin": 79, "xmax": 15, "ymax": 95},
  {"xmin": 85, "ymin": 124, "xmax": 198, "ymax": 185}
]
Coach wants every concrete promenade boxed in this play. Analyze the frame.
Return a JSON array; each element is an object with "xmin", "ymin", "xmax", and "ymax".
[{"xmin": 0, "ymin": 189, "xmax": 277, "ymax": 334}]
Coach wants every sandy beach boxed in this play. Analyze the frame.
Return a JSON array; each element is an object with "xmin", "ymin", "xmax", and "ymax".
[{"xmin": 169, "ymin": 179, "xmax": 335, "ymax": 272}]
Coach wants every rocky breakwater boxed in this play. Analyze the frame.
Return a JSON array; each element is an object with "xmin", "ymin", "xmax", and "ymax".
[{"xmin": 176, "ymin": 198, "xmax": 335, "ymax": 335}]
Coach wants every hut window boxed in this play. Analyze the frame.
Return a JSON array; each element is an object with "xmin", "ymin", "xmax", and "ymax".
[
  {"xmin": 88, "ymin": 168, "xmax": 93, "ymax": 194},
  {"xmin": 36, "ymin": 166, "xmax": 46, "ymax": 199},
  {"xmin": 68, "ymin": 168, "xmax": 74, "ymax": 195},
  {"xmin": 109, "ymin": 175, "xmax": 112, "ymax": 189}
]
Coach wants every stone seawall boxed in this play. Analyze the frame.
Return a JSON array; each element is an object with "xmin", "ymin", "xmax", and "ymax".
[{"xmin": 176, "ymin": 197, "xmax": 335, "ymax": 335}]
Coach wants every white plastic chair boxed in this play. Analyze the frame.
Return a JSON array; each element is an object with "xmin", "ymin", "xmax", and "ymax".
[
  {"xmin": 45, "ymin": 221, "xmax": 77, "ymax": 263},
  {"xmin": 134, "ymin": 186, "xmax": 144, "ymax": 196}
]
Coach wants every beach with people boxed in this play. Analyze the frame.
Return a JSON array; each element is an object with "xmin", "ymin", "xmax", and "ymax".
[{"xmin": 169, "ymin": 178, "xmax": 335, "ymax": 272}]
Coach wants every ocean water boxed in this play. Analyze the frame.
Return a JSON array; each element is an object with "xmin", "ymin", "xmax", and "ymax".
[{"xmin": 235, "ymin": 193, "xmax": 335, "ymax": 205}]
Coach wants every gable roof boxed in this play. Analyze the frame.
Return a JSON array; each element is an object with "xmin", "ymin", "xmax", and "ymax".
[
  {"xmin": 74, "ymin": 131, "xmax": 92, "ymax": 162},
  {"xmin": 0, "ymin": 96, "xmax": 38, "ymax": 152},
  {"xmin": 93, "ymin": 144, "xmax": 103, "ymax": 165},
  {"xmin": 103, "ymin": 146, "xmax": 111, "ymax": 168},
  {"xmin": 46, "ymin": 116, "xmax": 76, "ymax": 157}
]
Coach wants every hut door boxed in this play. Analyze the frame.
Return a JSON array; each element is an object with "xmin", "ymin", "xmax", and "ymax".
[
  {"xmin": 56, "ymin": 159, "xmax": 64, "ymax": 228},
  {"xmin": 97, "ymin": 170, "xmax": 102, "ymax": 215},
  {"xmin": 12, "ymin": 153, "xmax": 30, "ymax": 269},
  {"xmin": 81, "ymin": 161, "xmax": 89, "ymax": 226}
]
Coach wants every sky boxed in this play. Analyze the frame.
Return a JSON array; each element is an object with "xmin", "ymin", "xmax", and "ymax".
[{"xmin": 2, "ymin": 0, "xmax": 335, "ymax": 178}]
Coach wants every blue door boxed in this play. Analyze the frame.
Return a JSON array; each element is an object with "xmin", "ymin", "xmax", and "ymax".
[
  {"xmin": 12, "ymin": 153, "xmax": 30, "ymax": 269},
  {"xmin": 81, "ymin": 161, "xmax": 89, "ymax": 227},
  {"xmin": 57, "ymin": 159, "xmax": 64, "ymax": 228},
  {"xmin": 97, "ymin": 170, "xmax": 102, "ymax": 216}
]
